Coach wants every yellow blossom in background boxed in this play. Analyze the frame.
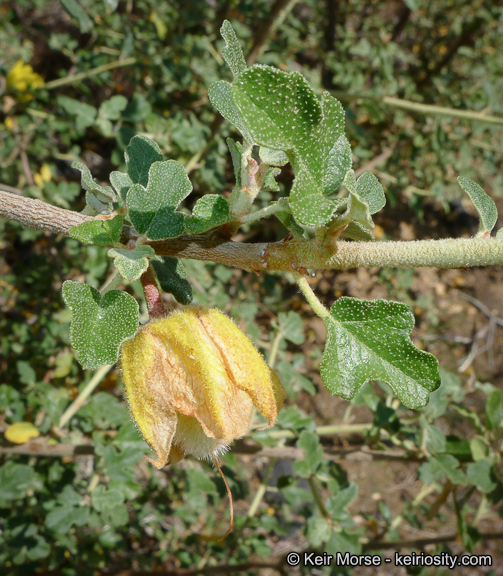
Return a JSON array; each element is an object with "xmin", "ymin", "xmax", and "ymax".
[
  {"xmin": 120, "ymin": 306, "xmax": 285, "ymax": 468},
  {"xmin": 5, "ymin": 422, "xmax": 40, "ymax": 444},
  {"xmin": 6, "ymin": 60, "xmax": 44, "ymax": 101},
  {"xmin": 34, "ymin": 164, "xmax": 52, "ymax": 188}
]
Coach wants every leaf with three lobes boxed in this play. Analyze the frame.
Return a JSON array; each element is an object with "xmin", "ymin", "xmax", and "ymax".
[
  {"xmin": 320, "ymin": 297, "xmax": 440, "ymax": 409},
  {"xmin": 457, "ymin": 176, "xmax": 498, "ymax": 237},
  {"xmin": 62, "ymin": 281, "xmax": 138, "ymax": 369},
  {"xmin": 232, "ymin": 66, "xmax": 348, "ymax": 227},
  {"xmin": 184, "ymin": 194, "xmax": 231, "ymax": 234},
  {"xmin": 151, "ymin": 256, "xmax": 193, "ymax": 305},
  {"xmin": 108, "ymin": 245, "xmax": 155, "ymax": 281},
  {"xmin": 127, "ymin": 160, "xmax": 192, "ymax": 240},
  {"xmin": 69, "ymin": 215, "xmax": 123, "ymax": 246}
]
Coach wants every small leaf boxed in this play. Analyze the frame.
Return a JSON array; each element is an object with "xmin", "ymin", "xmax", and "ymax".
[
  {"xmin": 323, "ymin": 135, "xmax": 352, "ymax": 194},
  {"xmin": 91, "ymin": 484, "xmax": 124, "ymax": 512},
  {"xmin": 419, "ymin": 454, "xmax": 467, "ymax": 485},
  {"xmin": 99, "ymin": 95, "xmax": 128, "ymax": 121},
  {"xmin": 4, "ymin": 422, "xmax": 40, "ymax": 444},
  {"xmin": 60, "ymin": 0, "xmax": 93, "ymax": 32},
  {"xmin": 262, "ymin": 167, "xmax": 281, "ymax": 192},
  {"xmin": 320, "ymin": 297, "xmax": 440, "ymax": 409},
  {"xmin": 108, "ymin": 245, "xmax": 155, "ymax": 281},
  {"xmin": 127, "ymin": 160, "xmax": 192, "ymax": 240},
  {"xmin": 293, "ymin": 430, "xmax": 324, "ymax": 477},
  {"xmin": 125, "ymin": 135, "xmax": 164, "ymax": 187},
  {"xmin": 220, "ymin": 20, "xmax": 247, "ymax": 78},
  {"xmin": 0, "ymin": 462, "xmax": 36, "ymax": 503},
  {"xmin": 357, "ymin": 172, "xmax": 386, "ymax": 215},
  {"xmin": 58, "ymin": 95, "xmax": 96, "ymax": 129},
  {"xmin": 69, "ymin": 215, "xmax": 123, "ymax": 246},
  {"xmin": 259, "ymin": 147, "xmax": 289, "ymax": 167},
  {"xmin": 110, "ymin": 171, "xmax": 133, "ymax": 202},
  {"xmin": 466, "ymin": 461, "xmax": 497, "ymax": 493},
  {"xmin": 485, "ymin": 389, "xmax": 503, "ymax": 430},
  {"xmin": 62, "ymin": 281, "xmax": 139, "ymax": 369},
  {"xmin": 151, "ymin": 256, "xmax": 193, "ymax": 305},
  {"xmin": 184, "ymin": 194, "xmax": 231, "ymax": 234},
  {"xmin": 458, "ymin": 176, "xmax": 498, "ymax": 236},
  {"xmin": 276, "ymin": 311, "xmax": 305, "ymax": 345}
]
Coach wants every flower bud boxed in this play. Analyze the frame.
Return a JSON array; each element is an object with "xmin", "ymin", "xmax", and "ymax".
[{"xmin": 120, "ymin": 306, "xmax": 285, "ymax": 468}]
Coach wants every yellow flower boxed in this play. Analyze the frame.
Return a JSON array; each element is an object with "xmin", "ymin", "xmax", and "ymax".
[
  {"xmin": 6, "ymin": 60, "xmax": 44, "ymax": 101},
  {"xmin": 34, "ymin": 164, "xmax": 52, "ymax": 188},
  {"xmin": 120, "ymin": 306, "xmax": 285, "ymax": 468}
]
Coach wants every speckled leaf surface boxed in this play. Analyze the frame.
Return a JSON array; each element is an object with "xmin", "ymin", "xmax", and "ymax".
[
  {"xmin": 125, "ymin": 135, "xmax": 164, "ymax": 187},
  {"xmin": 322, "ymin": 135, "xmax": 352, "ymax": 194},
  {"xmin": 69, "ymin": 215, "xmax": 123, "ymax": 246},
  {"xmin": 110, "ymin": 171, "xmax": 133, "ymax": 202},
  {"xmin": 227, "ymin": 138, "xmax": 242, "ymax": 187},
  {"xmin": 220, "ymin": 20, "xmax": 246, "ymax": 78},
  {"xmin": 320, "ymin": 297, "xmax": 440, "ymax": 409},
  {"xmin": 107, "ymin": 245, "xmax": 155, "ymax": 281},
  {"xmin": 232, "ymin": 67, "xmax": 348, "ymax": 227},
  {"xmin": 184, "ymin": 194, "xmax": 231, "ymax": 234},
  {"xmin": 62, "ymin": 281, "xmax": 138, "ymax": 369},
  {"xmin": 208, "ymin": 81, "xmax": 252, "ymax": 142},
  {"xmin": 356, "ymin": 172, "xmax": 386, "ymax": 215},
  {"xmin": 151, "ymin": 256, "xmax": 193, "ymax": 305},
  {"xmin": 126, "ymin": 160, "xmax": 192, "ymax": 240},
  {"xmin": 457, "ymin": 176, "xmax": 498, "ymax": 236}
]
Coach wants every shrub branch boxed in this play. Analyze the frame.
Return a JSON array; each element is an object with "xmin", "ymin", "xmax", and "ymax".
[{"xmin": 2, "ymin": 189, "xmax": 503, "ymax": 271}]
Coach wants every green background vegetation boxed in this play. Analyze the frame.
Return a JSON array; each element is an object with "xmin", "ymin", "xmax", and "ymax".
[{"xmin": 1, "ymin": 1, "xmax": 502, "ymax": 574}]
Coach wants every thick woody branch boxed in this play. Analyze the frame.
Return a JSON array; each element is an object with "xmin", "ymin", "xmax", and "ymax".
[{"xmin": 3, "ymin": 189, "xmax": 503, "ymax": 272}]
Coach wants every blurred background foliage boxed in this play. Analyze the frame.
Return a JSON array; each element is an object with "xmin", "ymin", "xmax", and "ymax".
[{"xmin": 1, "ymin": 1, "xmax": 503, "ymax": 574}]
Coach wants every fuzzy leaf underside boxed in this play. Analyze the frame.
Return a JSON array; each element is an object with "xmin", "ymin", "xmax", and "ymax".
[
  {"xmin": 151, "ymin": 256, "xmax": 193, "ymax": 305},
  {"xmin": 107, "ymin": 245, "xmax": 155, "ymax": 281},
  {"xmin": 126, "ymin": 160, "xmax": 192, "ymax": 240},
  {"xmin": 457, "ymin": 176, "xmax": 498, "ymax": 237},
  {"xmin": 69, "ymin": 216, "xmax": 123, "ymax": 246},
  {"xmin": 320, "ymin": 297, "xmax": 440, "ymax": 409},
  {"xmin": 62, "ymin": 281, "xmax": 138, "ymax": 369}
]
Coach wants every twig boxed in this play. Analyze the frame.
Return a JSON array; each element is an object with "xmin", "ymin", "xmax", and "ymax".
[
  {"xmin": 246, "ymin": 0, "xmax": 300, "ymax": 65},
  {"xmin": 3, "ymin": 190, "xmax": 503, "ymax": 272},
  {"xmin": 363, "ymin": 531, "xmax": 503, "ymax": 551},
  {"xmin": 43, "ymin": 57, "xmax": 137, "ymax": 90},
  {"xmin": 331, "ymin": 91, "xmax": 503, "ymax": 126},
  {"xmin": 57, "ymin": 364, "xmax": 114, "ymax": 429}
]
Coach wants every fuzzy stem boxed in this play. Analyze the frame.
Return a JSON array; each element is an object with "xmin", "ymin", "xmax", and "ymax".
[
  {"xmin": 296, "ymin": 275, "xmax": 330, "ymax": 319},
  {"xmin": 140, "ymin": 267, "xmax": 166, "ymax": 318}
]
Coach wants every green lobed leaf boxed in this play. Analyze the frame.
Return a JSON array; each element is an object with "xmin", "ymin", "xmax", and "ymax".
[
  {"xmin": 262, "ymin": 167, "xmax": 281, "ymax": 192},
  {"xmin": 466, "ymin": 461, "xmax": 497, "ymax": 493},
  {"xmin": 323, "ymin": 135, "xmax": 352, "ymax": 194},
  {"xmin": 72, "ymin": 161, "xmax": 115, "ymax": 199},
  {"xmin": 69, "ymin": 215, "xmax": 123, "ymax": 246},
  {"xmin": 293, "ymin": 430, "xmax": 324, "ymax": 477},
  {"xmin": 62, "ymin": 281, "xmax": 139, "ymax": 369},
  {"xmin": 457, "ymin": 176, "xmax": 498, "ymax": 236},
  {"xmin": 125, "ymin": 135, "xmax": 164, "ymax": 187},
  {"xmin": 485, "ymin": 389, "xmax": 503, "ymax": 430},
  {"xmin": 275, "ymin": 311, "xmax": 305, "ymax": 345},
  {"xmin": 58, "ymin": 96, "xmax": 96, "ymax": 130},
  {"xmin": 220, "ymin": 20, "xmax": 247, "ymax": 78},
  {"xmin": 60, "ymin": 0, "xmax": 93, "ymax": 32},
  {"xmin": 0, "ymin": 462, "xmax": 36, "ymax": 503},
  {"xmin": 126, "ymin": 160, "xmax": 192, "ymax": 239},
  {"xmin": 99, "ymin": 95, "xmax": 128, "ymax": 121},
  {"xmin": 320, "ymin": 297, "xmax": 440, "ymax": 409},
  {"xmin": 151, "ymin": 256, "xmax": 193, "ymax": 305},
  {"xmin": 184, "ymin": 194, "xmax": 231, "ymax": 234},
  {"xmin": 419, "ymin": 454, "xmax": 467, "ymax": 485},
  {"xmin": 356, "ymin": 172, "xmax": 386, "ymax": 215},
  {"xmin": 107, "ymin": 245, "xmax": 155, "ymax": 281},
  {"xmin": 232, "ymin": 67, "xmax": 347, "ymax": 227}
]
